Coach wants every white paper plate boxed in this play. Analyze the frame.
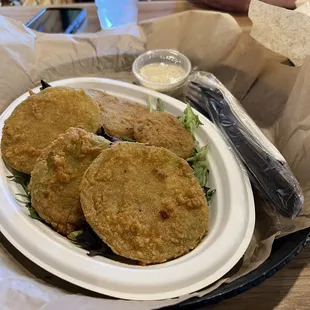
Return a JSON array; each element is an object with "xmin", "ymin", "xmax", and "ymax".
[{"xmin": 0, "ymin": 78, "xmax": 255, "ymax": 300}]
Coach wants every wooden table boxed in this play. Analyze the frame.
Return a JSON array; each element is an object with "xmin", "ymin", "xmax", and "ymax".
[
  {"xmin": 0, "ymin": 1, "xmax": 308, "ymax": 310},
  {"xmin": 212, "ymin": 245, "xmax": 310, "ymax": 310}
]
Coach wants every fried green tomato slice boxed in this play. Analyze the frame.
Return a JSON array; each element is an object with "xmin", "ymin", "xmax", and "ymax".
[
  {"xmin": 1, "ymin": 87, "xmax": 100, "ymax": 174},
  {"xmin": 86, "ymin": 89, "xmax": 148, "ymax": 139},
  {"xmin": 29, "ymin": 127, "xmax": 109, "ymax": 235},
  {"xmin": 133, "ymin": 111, "xmax": 195, "ymax": 159},
  {"xmin": 80, "ymin": 143, "xmax": 208, "ymax": 264}
]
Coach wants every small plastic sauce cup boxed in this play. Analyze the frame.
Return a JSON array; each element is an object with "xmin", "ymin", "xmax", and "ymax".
[{"xmin": 132, "ymin": 49, "xmax": 191, "ymax": 93}]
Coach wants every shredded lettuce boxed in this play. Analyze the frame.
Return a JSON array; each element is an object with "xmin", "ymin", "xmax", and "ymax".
[
  {"xmin": 28, "ymin": 207, "xmax": 43, "ymax": 221},
  {"xmin": 7, "ymin": 174, "xmax": 30, "ymax": 196},
  {"xmin": 178, "ymin": 103, "xmax": 215, "ymax": 202},
  {"xmin": 187, "ymin": 145, "xmax": 209, "ymax": 187},
  {"xmin": 146, "ymin": 96, "xmax": 165, "ymax": 112},
  {"xmin": 178, "ymin": 103, "xmax": 203, "ymax": 135},
  {"xmin": 206, "ymin": 188, "xmax": 216, "ymax": 202},
  {"xmin": 146, "ymin": 96, "xmax": 153, "ymax": 112},
  {"xmin": 68, "ymin": 229, "xmax": 84, "ymax": 241},
  {"xmin": 156, "ymin": 98, "xmax": 165, "ymax": 111},
  {"xmin": 7, "ymin": 174, "xmax": 44, "ymax": 221},
  {"xmin": 123, "ymin": 136, "xmax": 136, "ymax": 142},
  {"xmin": 68, "ymin": 225, "xmax": 116, "ymax": 258},
  {"xmin": 187, "ymin": 145, "xmax": 216, "ymax": 202}
]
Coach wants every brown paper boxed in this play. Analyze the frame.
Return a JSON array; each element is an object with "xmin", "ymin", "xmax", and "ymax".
[{"xmin": 0, "ymin": 9, "xmax": 310, "ymax": 309}]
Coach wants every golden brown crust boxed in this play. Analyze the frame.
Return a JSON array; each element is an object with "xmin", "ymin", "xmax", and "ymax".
[
  {"xmin": 1, "ymin": 87, "xmax": 100, "ymax": 174},
  {"xmin": 80, "ymin": 143, "xmax": 208, "ymax": 264},
  {"xmin": 134, "ymin": 111, "xmax": 195, "ymax": 159},
  {"xmin": 29, "ymin": 127, "xmax": 109, "ymax": 235},
  {"xmin": 86, "ymin": 90, "xmax": 148, "ymax": 139}
]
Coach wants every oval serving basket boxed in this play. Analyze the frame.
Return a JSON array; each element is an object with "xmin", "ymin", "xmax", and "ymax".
[{"xmin": 0, "ymin": 77, "xmax": 308, "ymax": 307}]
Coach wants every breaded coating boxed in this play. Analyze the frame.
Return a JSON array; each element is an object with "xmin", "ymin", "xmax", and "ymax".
[
  {"xmin": 80, "ymin": 143, "xmax": 208, "ymax": 264},
  {"xmin": 86, "ymin": 89, "xmax": 148, "ymax": 139},
  {"xmin": 134, "ymin": 111, "xmax": 195, "ymax": 159},
  {"xmin": 1, "ymin": 87, "xmax": 100, "ymax": 174},
  {"xmin": 29, "ymin": 127, "xmax": 109, "ymax": 235}
]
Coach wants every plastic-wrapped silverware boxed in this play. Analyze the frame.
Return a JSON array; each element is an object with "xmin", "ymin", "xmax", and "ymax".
[{"xmin": 185, "ymin": 72, "xmax": 303, "ymax": 219}]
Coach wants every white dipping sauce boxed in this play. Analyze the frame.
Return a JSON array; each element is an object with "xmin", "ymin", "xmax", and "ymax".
[{"xmin": 140, "ymin": 62, "xmax": 185, "ymax": 84}]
